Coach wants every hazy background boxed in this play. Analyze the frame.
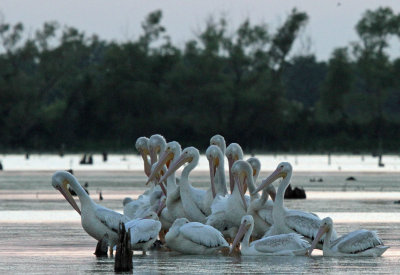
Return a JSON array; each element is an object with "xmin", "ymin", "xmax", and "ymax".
[{"xmin": 2, "ymin": 0, "xmax": 400, "ymax": 60}]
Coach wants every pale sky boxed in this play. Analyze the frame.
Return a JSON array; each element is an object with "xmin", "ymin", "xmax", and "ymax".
[{"xmin": 1, "ymin": 0, "xmax": 400, "ymax": 61}]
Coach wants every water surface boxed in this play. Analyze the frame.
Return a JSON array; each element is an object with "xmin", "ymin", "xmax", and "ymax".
[{"xmin": 0, "ymin": 170, "xmax": 399, "ymax": 274}]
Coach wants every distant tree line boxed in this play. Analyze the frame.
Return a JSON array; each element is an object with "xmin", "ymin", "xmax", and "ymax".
[{"xmin": 1, "ymin": 7, "xmax": 400, "ymax": 153}]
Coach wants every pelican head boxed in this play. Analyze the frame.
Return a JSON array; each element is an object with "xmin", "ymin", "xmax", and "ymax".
[
  {"xmin": 253, "ymin": 162, "xmax": 292, "ymax": 194},
  {"xmin": 231, "ymin": 160, "xmax": 251, "ymax": 211},
  {"xmin": 158, "ymin": 147, "xmax": 199, "ymax": 184},
  {"xmin": 230, "ymin": 215, "xmax": 254, "ymax": 254},
  {"xmin": 148, "ymin": 134, "xmax": 167, "ymax": 165},
  {"xmin": 172, "ymin": 217, "xmax": 190, "ymax": 228},
  {"xmin": 210, "ymin": 134, "xmax": 226, "ymax": 154},
  {"xmin": 146, "ymin": 141, "xmax": 182, "ymax": 185},
  {"xmin": 135, "ymin": 136, "xmax": 149, "ymax": 155},
  {"xmin": 143, "ymin": 211, "xmax": 160, "ymax": 221},
  {"xmin": 51, "ymin": 171, "xmax": 81, "ymax": 215},
  {"xmin": 226, "ymin": 143, "xmax": 243, "ymax": 163},
  {"xmin": 246, "ymin": 157, "xmax": 261, "ymax": 179},
  {"xmin": 245, "ymin": 157, "xmax": 261, "ymax": 194},
  {"xmin": 226, "ymin": 143, "xmax": 244, "ymax": 193},
  {"xmin": 206, "ymin": 145, "xmax": 224, "ymax": 198},
  {"xmin": 123, "ymin": 197, "xmax": 133, "ymax": 206},
  {"xmin": 308, "ymin": 217, "xmax": 333, "ymax": 256}
]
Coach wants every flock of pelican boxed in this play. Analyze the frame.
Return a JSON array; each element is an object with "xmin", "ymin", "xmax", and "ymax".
[{"xmin": 52, "ymin": 134, "xmax": 389, "ymax": 257}]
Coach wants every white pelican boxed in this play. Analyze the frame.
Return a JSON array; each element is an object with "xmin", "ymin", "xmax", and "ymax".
[
  {"xmin": 125, "ymin": 211, "xmax": 162, "ymax": 254},
  {"xmin": 52, "ymin": 171, "xmax": 128, "ymax": 255},
  {"xmin": 147, "ymin": 134, "xmax": 168, "ymax": 195},
  {"xmin": 135, "ymin": 136, "xmax": 151, "ymax": 177},
  {"xmin": 206, "ymin": 160, "xmax": 250, "ymax": 241},
  {"xmin": 158, "ymin": 147, "xmax": 208, "ymax": 223},
  {"xmin": 165, "ymin": 218, "xmax": 229, "ymax": 254},
  {"xmin": 147, "ymin": 142, "xmax": 186, "ymax": 227},
  {"xmin": 123, "ymin": 135, "xmax": 164, "ymax": 218},
  {"xmin": 226, "ymin": 143, "xmax": 244, "ymax": 193},
  {"xmin": 309, "ymin": 217, "xmax": 389, "ymax": 257},
  {"xmin": 247, "ymin": 157, "xmax": 261, "ymax": 185},
  {"xmin": 204, "ymin": 145, "xmax": 228, "ymax": 215},
  {"xmin": 231, "ymin": 215, "xmax": 310, "ymax": 256},
  {"xmin": 210, "ymin": 134, "xmax": 227, "ymax": 191},
  {"xmin": 253, "ymin": 162, "xmax": 337, "ymax": 247},
  {"xmin": 124, "ymin": 152, "xmax": 165, "ymax": 219}
]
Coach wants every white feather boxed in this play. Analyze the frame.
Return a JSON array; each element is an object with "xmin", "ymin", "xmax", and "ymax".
[{"xmin": 180, "ymin": 222, "xmax": 229, "ymax": 248}]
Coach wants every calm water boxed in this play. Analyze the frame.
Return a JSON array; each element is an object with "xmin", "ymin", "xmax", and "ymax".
[{"xmin": 0, "ymin": 170, "xmax": 399, "ymax": 274}]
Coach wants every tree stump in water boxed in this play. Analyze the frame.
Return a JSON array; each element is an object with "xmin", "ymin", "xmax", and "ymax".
[{"xmin": 114, "ymin": 222, "xmax": 133, "ymax": 272}]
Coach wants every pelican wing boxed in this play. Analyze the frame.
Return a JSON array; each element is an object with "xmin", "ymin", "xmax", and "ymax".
[
  {"xmin": 333, "ymin": 230, "xmax": 383, "ymax": 254},
  {"xmin": 257, "ymin": 204, "xmax": 274, "ymax": 225},
  {"xmin": 125, "ymin": 219, "xmax": 162, "ymax": 244},
  {"xmin": 285, "ymin": 211, "xmax": 337, "ymax": 241},
  {"xmin": 95, "ymin": 207, "xmax": 128, "ymax": 233},
  {"xmin": 180, "ymin": 222, "xmax": 229, "ymax": 248},
  {"xmin": 254, "ymin": 233, "xmax": 310, "ymax": 253},
  {"xmin": 284, "ymin": 211, "xmax": 321, "ymax": 238}
]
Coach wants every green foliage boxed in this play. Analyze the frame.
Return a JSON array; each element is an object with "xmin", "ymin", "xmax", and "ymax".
[
  {"xmin": 317, "ymin": 48, "xmax": 352, "ymax": 122},
  {"xmin": 1, "ymin": 7, "xmax": 400, "ymax": 153}
]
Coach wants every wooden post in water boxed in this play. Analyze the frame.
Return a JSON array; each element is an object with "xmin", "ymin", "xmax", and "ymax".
[
  {"xmin": 114, "ymin": 222, "xmax": 133, "ymax": 272},
  {"xmin": 378, "ymin": 154, "xmax": 385, "ymax": 167}
]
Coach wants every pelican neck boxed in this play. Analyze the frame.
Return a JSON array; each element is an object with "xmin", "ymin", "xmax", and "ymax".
[
  {"xmin": 242, "ymin": 222, "xmax": 254, "ymax": 249},
  {"xmin": 275, "ymin": 170, "xmax": 292, "ymax": 209},
  {"xmin": 216, "ymin": 156, "xmax": 227, "ymax": 195},
  {"xmin": 323, "ymin": 226, "xmax": 334, "ymax": 253},
  {"xmin": 69, "ymin": 175, "xmax": 93, "ymax": 206}
]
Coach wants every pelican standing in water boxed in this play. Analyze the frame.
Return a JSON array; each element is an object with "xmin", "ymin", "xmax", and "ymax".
[
  {"xmin": 204, "ymin": 145, "xmax": 228, "ymax": 215},
  {"xmin": 146, "ymin": 142, "xmax": 186, "ymax": 238},
  {"xmin": 125, "ymin": 211, "xmax": 162, "ymax": 255},
  {"xmin": 206, "ymin": 160, "xmax": 250, "ymax": 241},
  {"xmin": 308, "ymin": 217, "xmax": 389, "ymax": 257},
  {"xmin": 158, "ymin": 147, "xmax": 209, "ymax": 223},
  {"xmin": 253, "ymin": 162, "xmax": 337, "ymax": 247},
  {"xmin": 165, "ymin": 218, "xmax": 229, "ymax": 254},
  {"xmin": 52, "ymin": 171, "xmax": 128, "ymax": 255},
  {"xmin": 147, "ymin": 134, "xmax": 168, "ymax": 195},
  {"xmin": 231, "ymin": 215, "xmax": 310, "ymax": 256},
  {"xmin": 124, "ymin": 135, "xmax": 164, "ymax": 218},
  {"xmin": 210, "ymin": 134, "xmax": 227, "ymax": 190}
]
